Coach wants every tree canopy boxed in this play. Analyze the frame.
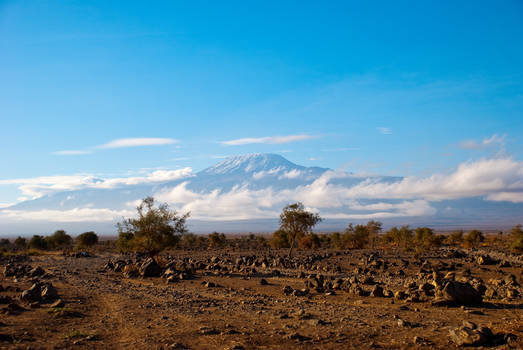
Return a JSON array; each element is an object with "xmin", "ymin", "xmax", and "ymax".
[
  {"xmin": 117, "ymin": 197, "xmax": 190, "ymax": 255},
  {"xmin": 279, "ymin": 202, "xmax": 322, "ymax": 257}
]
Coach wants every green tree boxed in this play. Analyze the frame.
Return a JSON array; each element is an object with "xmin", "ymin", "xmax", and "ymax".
[
  {"xmin": 366, "ymin": 220, "xmax": 383, "ymax": 248},
  {"xmin": 414, "ymin": 227, "xmax": 439, "ymax": 249},
  {"xmin": 279, "ymin": 202, "xmax": 322, "ymax": 257},
  {"xmin": 384, "ymin": 225, "xmax": 413, "ymax": 248},
  {"xmin": 341, "ymin": 223, "xmax": 370, "ymax": 249},
  {"xmin": 28, "ymin": 235, "xmax": 48, "ymax": 250},
  {"xmin": 76, "ymin": 231, "xmax": 99, "ymax": 248},
  {"xmin": 116, "ymin": 197, "xmax": 189, "ymax": 255},
  {"xmin": 14, "ymin": 236, "xmax": 27, "ymax": 249},
  {"xmin": 46, "ymin": 230, "xmax": 72, "ymax": 249}
]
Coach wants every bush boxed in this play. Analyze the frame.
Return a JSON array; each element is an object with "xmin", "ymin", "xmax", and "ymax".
[
  {"xmin": 76, "ymin": 231, "xmax": 99, "ymax": 248},
  {"xmin": 446, "ymin": 230, "xmax": 464, "ymax": 245},
  {"xmin": 270, "ymin": 229, "xmax": 290, "ymax": 248},
  {"xmin": 414, "ymin": 227, "xmax": 440, "ymax": 249},
  {"xmin": 208, "ymin": 232, "xmax": 226, "ymax": 248},
  {"xmin": 14, "ymin": 236, "xmax": 27, "ymax": 249},
  {"xmin": 117, "ymin": 197, "xmax": 189, "ymax": 255},
  {"xmin": 46, "ymin": 230, "xmax": 72, "ymax": 249},
  {"xmin": 28, "ymin": 235, "xmax": 48, "ymax": 250},
  {"xmin": 384, "ymin": 226, "xmax": 413, "ymax": 248},
  {"xmin": 464, "ymin": 229, "xmax": 484, "ymax": 247},
  {"xmin": 340, "ymin": 223, "xmax": 370, "ymax": 249},
  {"xmin": 510, "ymin": 224, "xmax": 523, "ymax": 252},
  {"xmin": 299, "ymin": 233, "xmax": 321, "ymax": 249},
  {"xmin": 366, "ymin": 220, "xmax": 382, "ymax": 248}
]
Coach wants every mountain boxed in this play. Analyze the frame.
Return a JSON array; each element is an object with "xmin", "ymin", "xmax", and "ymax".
[{"xmin": 2, "ymin": 153, "xmax": 522, "ymax": 234}]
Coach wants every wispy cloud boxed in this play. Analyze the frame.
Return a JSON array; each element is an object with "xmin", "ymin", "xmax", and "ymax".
[
  {"xmin": 377, "ymin": 127, "xmax": 392, "ymax": 135},
  {"xmin": 51, "ymin": 150, "xmax": 93, "ymax": 156},
  {"xmin": 459, "ymin": 134, "xmax": 506, "ymax": 151},
  {"xmin": 52, "ymin": 137, "xmax": 179, "ymax": 156},
  {"xmin": 221, "ymin": 134, "xmax": 316, "ymax": 146},
  {"xmin": 322, "ymin": 147, "xmax": 360, "ymax": 152},
  {"xmin": 98, "ymin": 138, "xmax": 178, "ymax": 149}
]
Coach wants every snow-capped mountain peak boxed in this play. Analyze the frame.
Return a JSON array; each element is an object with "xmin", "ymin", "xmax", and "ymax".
[{"xmin": 200, "ymin": 153, "xmax": 304, "ymax": 175}]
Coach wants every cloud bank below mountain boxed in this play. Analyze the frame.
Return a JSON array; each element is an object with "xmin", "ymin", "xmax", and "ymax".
[{"xmin": 0, "ymin": 156, "xmax": 521, "ymax": 232}]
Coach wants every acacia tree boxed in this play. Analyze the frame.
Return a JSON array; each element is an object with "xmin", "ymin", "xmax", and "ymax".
[
  {"xmin": 279, "ymin": 202, "xmax": 322, "ymax": 257},
  {"xmin": 117, "ymin": 197, "xmax": 190, "ymax": 255}
]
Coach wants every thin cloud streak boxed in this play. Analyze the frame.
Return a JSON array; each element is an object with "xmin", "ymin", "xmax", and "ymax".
[
  {"xmin": 377, "ymin": 127, "xmax": 392, "ymax": 135},
  {"xmin": 222, "ymin": 134, "xmax": 316, "ymax": 146},
  {"xmin": 459, "ymin": 134, "xmax": 506, "ymax": 150},
  {"xmin": 51, "ymin": 150, "xmax": 92, "ymax": 156},
  {"xmin": 98, "ymin": 138, "xmax": 178, "ymax": 149}
]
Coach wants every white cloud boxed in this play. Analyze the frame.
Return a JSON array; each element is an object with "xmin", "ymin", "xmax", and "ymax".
[
  {"xmin": 338, "ymin": 158, "xmax": 523, "ymax": 201},
  {"xmin": 252, "ymin": 167, "xmax": 284, "ymax": 180},
  {"xmin": 153, "ymin": 157, "xmax": 523, "ymax": 221},
  {"xmin": 0, "ymin": 168, "xmax": 193, "ymax": 199},
  {"xmin": 98, "ymin": 137, "xmax": 178, "ymax": 149},
  {"xmin": 52, "ymin": 150, "xmax": 92, "ymax": 156},
  {"xmin": 1, "ymin": 157, "xmax": 521, "ymax": 223},
  {"xmin": 279, "ymin": 169, "xmax": 303, "ymax": 179},
  {"xmin": 1, "ymin": 208, "xmax": 134, "ymax": 222},
  {"xmin": 486, "ymin": 192, "xmax": 523, "ymax": 203},
  {"xmin": 222, "ymin": 134, "xmax": 315, "ymax": 146},
  {"xmin": 377, "ymin": 127, "xmax": 392, "ymax": 135}
]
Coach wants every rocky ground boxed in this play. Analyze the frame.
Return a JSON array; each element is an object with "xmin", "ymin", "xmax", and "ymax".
[{"xmin": 0, "ymin": 247, "xmax": 522, "ymax": 349}]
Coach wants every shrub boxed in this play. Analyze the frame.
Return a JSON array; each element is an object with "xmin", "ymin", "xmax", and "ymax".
[
  {"xmin": 180, "ymin": 233, "xmax": 207, "ymax": 250},
  {"xmin": 299, "ymin": 233, "xmax": 321, "ymax": 249},
  {"xmin": 28, "ymin": 235, "xmax": 48, "ymax": 250},
  {"xmin": 414, "ymin": 227, "xmax": 440, "ymax": 249},
  {"xmin": 366, "ymin": 220, "xmax": 382, "ymax": 248},
  {"xmin": 329, "ymin": 232, "xmax": 342, "ymax": 249},
  {"xmin": 464, "ymin": 229, "xmax": 484, "ymax": 247},
  {"xmin": 256, "ymin": 236, "xmax": 269, "ymax": 248},
  {"xmin": 340, "ymin": 223, "xmax": 370, "ymax": 249},
  {"xmin": 208, "ymin": 232, "xmax": 226, "ymax": 248},
  {"xmin": 270, "ymin": 229, "xmax": 290, "ymax": 249},
  {"xmin": 117, "ymin": 197, "xmax": 189, "ymax": 255},
  {"xmin": 46, "ymin": 230, "xmax": 72, "ymax": 249},
  {"xmin": 14, "ymin": 236, "xmax": 27, "ymax": 249},
  {"xmin": 510, "ymin": 224, "xmax": 523, "ymax": 252},
  {"xmin": 446, "ymin": 230, "xmax": 464, "ymax": 245},
  {"xmin": 76, "ymin": 231, "xmax": 99, "ymax": 248},
  {"xmin": 384, "ymin": 226, "xmax": 413, "ymax": 248}
]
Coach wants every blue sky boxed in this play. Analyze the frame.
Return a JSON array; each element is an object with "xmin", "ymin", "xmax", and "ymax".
[{"xmin": 1, "ymin": 0, "xmax": 522, "ymax": 206}]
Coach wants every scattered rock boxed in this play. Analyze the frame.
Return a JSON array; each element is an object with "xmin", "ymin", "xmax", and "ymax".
[
  {"xmin": 140, "ymin": 259, "xmax": 162, "ymax": 277},
  {"xmin": 449, "ymin": 322, "xmax": 493, "ymax": 346}
]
